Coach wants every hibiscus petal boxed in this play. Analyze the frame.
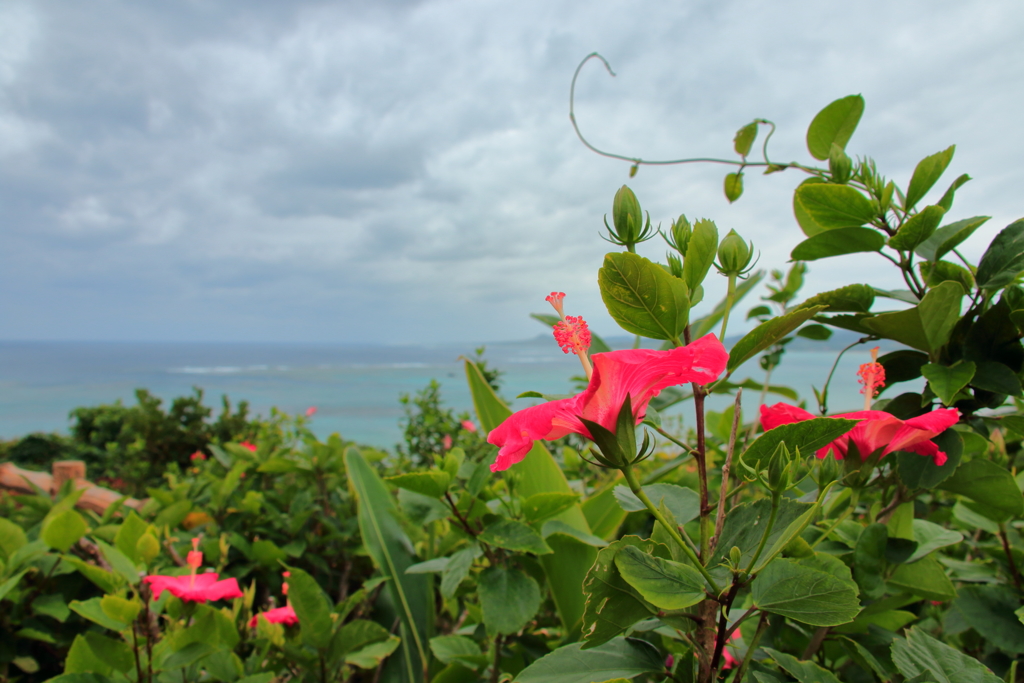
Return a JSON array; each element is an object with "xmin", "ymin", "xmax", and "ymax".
[
  {"xmin": 760, "ymin": 403, "xmax": 816, "ymax": 430},
  {"xmin": 487, "ymin": 396, "xmax": 581, "ymax": 472}
]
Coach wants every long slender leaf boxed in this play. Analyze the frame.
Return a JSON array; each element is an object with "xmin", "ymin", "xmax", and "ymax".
[{"xmin": 346, "ymin": 448, "xmax": 431, "ymax": 682}]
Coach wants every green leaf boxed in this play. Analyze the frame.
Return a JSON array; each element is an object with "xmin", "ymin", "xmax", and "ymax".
[
  {"xmin": 791, "ymin": 227, "xmax": 885, "ymax": 261},
  {"xmin": 734, "ymin": 121, "xmax": 759, "ymax": 157},
  {"xmin": 347, "ymin": 636, "xmax": 401, "ymax": 669},
  {"xmin": 465, "ymin": 357, "xmax": 597, "ymax": 634},
  {"xmin": 598, "ymin": 252, "xmax": 689, "ymax": 341},
  {"xmin": 515, "ymin": 637, "xmax": 663, "ymax": 683},
  {"xmin": 977, "ymin": 219, "xmax": 1024, "ymax": 289},
  {"xmin": 724, "ymin": 172, "xmax": 743, "ymax": 203},
  {"xmin": 42, "ymin": 508, "xmax": 87, "ymax": 553},
  {"xmin": 972, "ymin": 361, "xmax": 1023, "ymax": 396},
  {"xmin": 915, "ymin": 215, "xmax": 990, "ymax": 262},
  {"xmin": 905, "ymin": 146, "xmax": 955, "ymax": 210},
  {"xmin": 479, "ymin": 519, "xmax": 552, "ymax": 555},
  {"xmin": 939, "ymin": 458, "xmax": 1024, "ymax": 521},
  {"xmin": 581, "ymin": 485, "xmax": 628, "ymax": 541},
  {"xmin": 936, "ymin": 172, "xmax": 971, "ymax": 212},
  {"xmin": 95, "ymin": 540, "xmax": 140, "ymax": 586},
  {"xmin": 863, "ymin": 281, "xmax": 964, "ymax": 352},
  {"xmin": 429, "ymin": 635, "xmax": 482, "ymax": 666},
  {"xmin": 764, "ymin": 647, "xmax": 841, "ymax": 683},
  {"xmin": 478, "ymin": 566, "xmax": 541, "ymax": 636},
  {"xmin": 612, "ymin": 484, "xmax": 700, "ymax": 525},
  {"xmin": 153, "ymin": 499, "xmax": 192, "ymax": 530},
  {"xmin": 752, "ymin": 557, "xmax": 859, "ymax": 626},
  {"xmin": 385, "ymin": 471, "xmax": 451, "ymax": 499},
  {"xmin": 921, "ymin": 361, "xmax": 975, "ymax": 406},
  {"xmin": 907, "ymin": 519, "xmax": 963, "ymax": 562},
  {"xmin": 335, "ymin": 619, "xmax": 398, "ymax": 668},
  {"xmin": 888, "ymin": 555, "xmax": 956, "ymax": 602},
  {"xmin": 114, "ymin": 512, "xmax": 149, "ymax": 564},
  {"xmin": 441, "ymin": 545, "xmax": 481, "ymax": 599},
  {"xmin": 251, "ymin": 539, "xmax": 287, "ymax": 567},
  {"xmin": 286, "ymin": 567, "xmax": 333, "ymax": 649},
  {"xmin": 727, "ymin": 306, "xmax": 826, "ymax": 373},
  {"xmin": 100, "ymin": 595, "xmax": 139, "ymax": 624},
  {"xmin": 891, "ymin": 626, "xmax": 1002, "ymax": 683},
  {"xmin": 163, "ymin": 642, "xmax": 218, "ymax": 671},
  {"xmin": 522, "ymin": 492, "xmax": 580, "ymax": 524},
  {"xmin": 889, "ymin": 205, "xmax": 946, "ymax": 251},
  {"xmin": 541, "ymin": 520, "xmax": 609, "ymax": 547},
  {"xmin": 710, "ymin": 499, "xmax": 813, "ymax": 584},
  {"xmin": 69, "ymin": 598, "xmax": 128, "ymax": 631},
  {"xmin": 33, "ymin": 593, "xmax": 71, "ymax": 622},
  {"xmin": 0, "ymin": 517, "xmax": 28, "ymax": 558},
  {"xmin": 613, "ymin": 545, "xmax": 704, "ymax": 611},
  {"xmin": 896, "ymin": 429, "xmax": 962, "ymax": 490},
  {"xmin": 581, "ymin": 536, "xmax": 666, "ymax": 648},
  {"xmin": 683, "ymin": 219, "xmax": 718, "ymax": 293},
  {"xmin": 794, "ymin": 183, "xmax": 875, "ymax": 230},
  {"xmin": 796, "ymin": 324, "xmax": 832, "ymax": 341},
  {"xmin": 806, "ymin": 94, "xmax": 864, "ymax": 161},
  {"xmin": 65, "ymin": 637, "xmax": 112, "ymax": 676},
  {"xmin": 741, "ymin": 417, "xmax": 858, "ymax": 469},
  {"xmin": 345, "ymin": 448, "xmax": 431, "ymax": 680}
]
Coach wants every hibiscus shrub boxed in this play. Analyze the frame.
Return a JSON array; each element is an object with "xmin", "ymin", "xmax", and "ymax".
[{"xmin": 8, "ymin": 75, "xmax": 1024, "ymax": 683}]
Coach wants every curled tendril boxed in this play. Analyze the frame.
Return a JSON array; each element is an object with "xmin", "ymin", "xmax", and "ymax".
[{"xmin": 569, "ymin": 52, "xmax": 804, "ymax": 173}]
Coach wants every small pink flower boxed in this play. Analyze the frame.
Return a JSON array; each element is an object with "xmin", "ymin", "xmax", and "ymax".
[
  {"xmin": 442, "ymin": 434, "xmax": 453, "ymax": 451},
  {"xmin": 239, "ymin": 441, "xmax": 257, "ymax": 452},
  {"xmin": 488, "ymin": 334, "xmax": 728, "ymax": 472},
  {"xmin": 249, "ymin": 605, "xmax": 298, "ymax": 628},
  {"xmin": 143, "ymin": 573, "xmax": 243, "ymax": 603},
  {"xmin": 190, "ymin": 451, "xmax": 206, "ymax": 462},
  {"xmin": 305, "ymin": 406, "xmax": 317, "ymax": 417},
  {"xmin": 461, "ymin": 420, "xmax": 477, "ymax": 433},
  {"xmin": 760, "ymin": 403, "xmax": 959, "ymax": 466}
]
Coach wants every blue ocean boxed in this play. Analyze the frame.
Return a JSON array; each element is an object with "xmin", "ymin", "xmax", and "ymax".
[{"xmin": 0, "ymin": 338, "xmax": 882, "ymax": 449}]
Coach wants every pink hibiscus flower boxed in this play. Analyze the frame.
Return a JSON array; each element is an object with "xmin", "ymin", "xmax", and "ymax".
[
  {"xmin": 143, "ymin": 573, "xmax": 244, "ymax": 603},
  {"xmin": 760, "ymin": 403, "xmax": 959, "ymax": 466},
  {"xmin": 487, "ymin": 334, "xmax": 729, "ymax": 472},
  {"xmin": 239, "ymin": 441, "xmax": 257, "ymax": 452},
  {"xmin": 249, "ymin": 604, "xmax": 298, "ymax": 628}
]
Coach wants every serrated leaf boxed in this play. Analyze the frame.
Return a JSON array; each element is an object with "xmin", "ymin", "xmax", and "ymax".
[
  {"xmin": 613, "ymin": 545, "xmax": 704, "ymax": 611},
  {"xmin": 479, "ymin": 519, "xmax": 552, "ymax": 555},
  {"xmin": 939, "ymin": 458, "xmax": 1024, "ymax": 521},
  {"xmin": 862, "ymin": 281, "xmax": 963, "ymax": 352},
  {"xmin": 581, "ymin": 536, "xmax": 666, "ymax": 648},
  {"xmin": 286, "ymin": 567, "xmax": 333, "ymax": 650},
  {"xmin": 741, "ymin": 417, "xmax": 858, "ymax": 469},
  {"xmin": 891, "ymin": 627, "xmax": 1002, "ymax": 683},
  {"xmin": 522, "ymin": 492, "xmax": 580, "ymax": 524},
  {"xmin": 888, "ymin": 555, "xmax": 956, "ymax": 602},
  {"xmin": 905, "ymin": 146, "xmax": 955, "ymax": 210},
  {"xmin": 42, "ymin": 509, "xmax": 87, "ymax": 553},
  {"xmin": 791, "ymin": 227, "xmax": 885, "ymax": 261},
  {"xmin": 478, "ymin": 566, "xmax": 541, "ymax": 636},
  {"xmin": 752, "ymin": 557, "xmax": 860, "ymax": 626},
  {"xmin": 611, "ymin": 484, "xmax": 699, "ymax": 524},
  {"xmin": 806, "ymin": 94, "xmax": 864, "ymax": 161},
  {"xmin": 726, "ymin": 306, "xmax": 826, "ymax": 372},
  {"xmin": 599, "ymin": 252, "xmax": 689, "ymax": 341},
  {"xmin": 764, "ymin": 647, "xmax": 841, "ymax": 683}
]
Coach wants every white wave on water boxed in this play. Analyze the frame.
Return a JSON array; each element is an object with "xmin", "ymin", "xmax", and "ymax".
[{"xmin": 170, "ymin": 364, "xmax": 275, "ymax": 374}]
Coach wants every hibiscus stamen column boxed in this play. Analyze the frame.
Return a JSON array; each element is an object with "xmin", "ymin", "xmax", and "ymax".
[
  {"xmin": 546, "ymin": 292, "xmax": 593, "ymax": 380},
  {"xmin": 857, "ymin": 347, "xmax": 885, "ymax": 411},
  {"xmin": 186, "ymin": 538, "xmax": 202, "ymax": 589}
]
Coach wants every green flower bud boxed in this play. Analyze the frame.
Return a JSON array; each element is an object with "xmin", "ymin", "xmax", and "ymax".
[
  {"xmin": 667, "ymin": 252, "xmax": 684, "ymax": 279},
  {"xmin": 729, "ymin": 546, "xmax": 743, "ymax": 568},
  {"xmin": 665, "ymin": 214, "xmax": 692, "ymax": 255},
  {"xmin": 829, "ymin": 143, "xmax": 853, "ymax": 184},
  {"xmin": 716, "ymin": 229, "xmax": 754, "ymax": 277},
  {"xmin": 767, "ymin": 442, "xmax": 792, "ymax": 492},
  {"xmin": 818, "ymin": 453, "xmax": 839, "ymax": 488},
  {"xmin": 613, "ymin": 185, "xmax": 643, "ymax": 243}
]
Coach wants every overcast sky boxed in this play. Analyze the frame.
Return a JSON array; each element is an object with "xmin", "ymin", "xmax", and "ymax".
[{"xmin": 3, "ymin": 0, "xmax": 1023, "ymax": 345}]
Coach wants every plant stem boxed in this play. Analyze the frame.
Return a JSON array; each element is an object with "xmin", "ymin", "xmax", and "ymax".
[
  {"xmin": 692, "ymin": 385, "xmax": 712, "ymax": 560},
  {"xmin": 621, "ymin": 464, "xmax": 722, "ymax": 594},
  {"xmin": 999, "ymin": 523, "xmax": 1024, "ymax": 593},
  {"xmin": 719, "ymin": 275, "xmax": 737, "ymax": 341},
  {"xmin": 713, "ymin": 389, "xmax": 743, "ymax": 549},
  {"xmin": 491, "ymin": 634, "xmax": 503, "ymax": 683},
  {"xmin": 730, "ymin": 613, "xmax": 769, "ymax": 683}
]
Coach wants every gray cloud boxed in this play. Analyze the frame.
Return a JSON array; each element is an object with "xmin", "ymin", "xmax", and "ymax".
[{"xmin": 2, "ymin": 0, "xmax": 1023, "ymax": 344}]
